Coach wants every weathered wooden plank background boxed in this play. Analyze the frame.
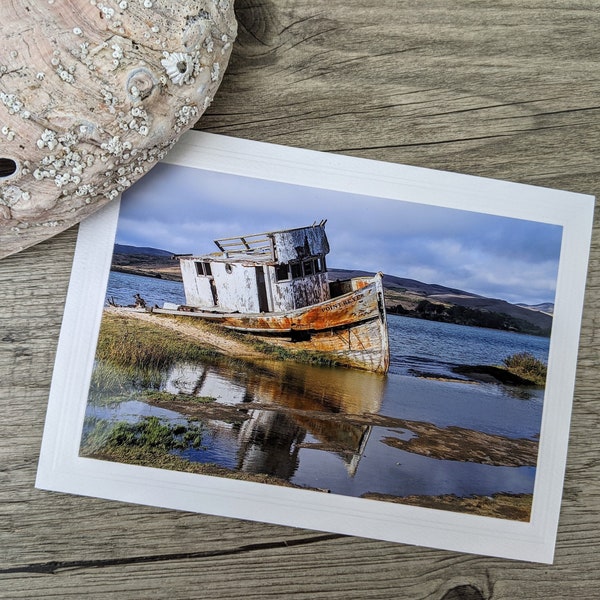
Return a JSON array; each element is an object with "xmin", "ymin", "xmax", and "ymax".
[{"xmin": 1, "ymin": 1, "xmax": 599, "ymax": 598}]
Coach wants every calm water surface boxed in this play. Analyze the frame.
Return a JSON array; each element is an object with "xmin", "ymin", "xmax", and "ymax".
[
  {"xmin": 107, "ymin": 270, "xmax": 185, "ymax": 307},
  {"xmin": 84, "ymin": 272, "xmax": 550, "ymax": 499}
]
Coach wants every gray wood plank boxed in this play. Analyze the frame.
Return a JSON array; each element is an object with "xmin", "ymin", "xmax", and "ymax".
[{"xmin": 1, "ymin": 1, "xmax": 599, "ymax": 598}]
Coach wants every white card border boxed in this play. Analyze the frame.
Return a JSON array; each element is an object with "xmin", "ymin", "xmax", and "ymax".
[{"xmin": 36, "ymin": 131, "xmax": 595, "ymax": 564}]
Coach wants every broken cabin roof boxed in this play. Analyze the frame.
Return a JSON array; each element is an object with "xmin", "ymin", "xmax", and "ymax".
[{"xmin": 180, "ymin": 221, "xmax": 329, "ymax": 265}]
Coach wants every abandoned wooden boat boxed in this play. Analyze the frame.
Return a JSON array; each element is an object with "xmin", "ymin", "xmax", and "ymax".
[{"xmin": 152, "ymin": 222, "xmax": 390, "ymax": 374}]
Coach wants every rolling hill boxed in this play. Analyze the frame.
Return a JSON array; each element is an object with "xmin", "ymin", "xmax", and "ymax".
[{"xmin": 111, "ymin": 244, "xmax": 182, "ymax": 281}]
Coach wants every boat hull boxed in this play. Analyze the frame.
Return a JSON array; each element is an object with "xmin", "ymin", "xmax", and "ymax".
[{"xmin": 152, "ymin": 274, "xmax": 390, "ymax": 374}]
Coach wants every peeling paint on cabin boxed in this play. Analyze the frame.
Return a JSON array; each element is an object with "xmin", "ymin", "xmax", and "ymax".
[
  {"xmin": 179, "ymin": 223, "xmax": 331, "ymax": 313},
  {"xmin": 271, "ymin": 225, "xmax": 329, "ymax": 263}
]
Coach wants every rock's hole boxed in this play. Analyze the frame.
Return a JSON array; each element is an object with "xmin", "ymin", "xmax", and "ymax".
[{"xmin": 0, "ymin": 158, "xmax": 18, "ymax": 178}]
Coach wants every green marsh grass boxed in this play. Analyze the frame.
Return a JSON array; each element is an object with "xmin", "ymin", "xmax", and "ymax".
[
  {"xmin": 81, "ymin": 416, "xmax": 206, "ymax": 455},
  {"xmin": 142, "ymin": 390, "xmax": 216, "ymax": 404},
  {"xmin": 97, "ymin": 312, "xmax": 222, "ymax": 371},
  {"xmin": 502, "ymin": 352, "xmax": 548, "ymax": 386}
]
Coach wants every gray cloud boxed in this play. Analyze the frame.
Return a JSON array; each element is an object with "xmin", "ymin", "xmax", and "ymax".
[{"xmin": 116, "ymin": 163, "xmax": 562, "ymax": 305}]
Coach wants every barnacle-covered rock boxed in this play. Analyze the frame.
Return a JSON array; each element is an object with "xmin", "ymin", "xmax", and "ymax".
[{"xmin": 0, "ymin": 0, "xmax": 237, "ymax": 258}]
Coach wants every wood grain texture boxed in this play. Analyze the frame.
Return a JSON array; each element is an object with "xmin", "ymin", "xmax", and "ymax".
[{"xmin": 1, "ymin": 1, "xmax": 599, "ymax": 598}]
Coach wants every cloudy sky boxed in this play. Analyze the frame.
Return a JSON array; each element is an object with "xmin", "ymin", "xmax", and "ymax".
[{"xmin": 115, "ymin": 162, "xmax": 563, "ymax": 306}]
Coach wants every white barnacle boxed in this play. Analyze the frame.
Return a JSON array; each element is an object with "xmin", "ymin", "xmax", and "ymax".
[
  {"xmin": 97, "ymin": 4, "xmax": 115, "ymax": 19},
  {"xmin": 161, "ymin": 52, "xmax": 195, "ymax": 86},
  {"xmin": 101, "ymin": 136, "xmax": 124, "ymax": 156},
  {"xmin": 75, "ymin": 184, "xmax": 94, "ymax": 197},
  {"xmin": 37, "ymin": 129, "xmax": 58, "ymax": 150},
  {"xmin": 211, "ymin": 62, "xmax": 220, "ymax": 82},
  {"xmin": 0, "ymin": 93, "xmax": 22, "ymax": 115},
  {"xmin": 59, "ymin": 69, "xmax": 74, "ymax": 83},
  {"xmin": 54, "ymin": 172, "xmax": 71, "ymax": 188},
  {"xmin": 112, "ymin": 44, "xmax": 123, "ymax": 60}
]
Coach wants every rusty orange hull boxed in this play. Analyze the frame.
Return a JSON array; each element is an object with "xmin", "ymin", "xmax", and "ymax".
[{"xmin": 153, "ymin": 274, "xmax": 390, "ymax": 374}]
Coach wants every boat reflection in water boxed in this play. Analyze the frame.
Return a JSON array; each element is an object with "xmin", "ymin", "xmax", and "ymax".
[{"xmin": 163, "ymin": 358, "xmax": 387, "ymax": 480}]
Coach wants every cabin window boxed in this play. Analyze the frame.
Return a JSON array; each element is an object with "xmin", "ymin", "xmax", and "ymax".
[
  {"xmin": 225, "ymin": 263, "xmax": 233, "ymax": 274},
  {"xmin": 303, "ymin": 259, "xmax": 314, "ymax": 276},
  {"xmin": 285, "ymin": 257, "xmax": 325, "ymax": 280},
  {"xmin": 291, "ymin": 262, "xmax": 303, "ymax": 279},
  {"xmin": 275, "ymin": 263, "xmax": 290, "ymax": 281},
  {"xmin": 317, "ymin": 256, "xmax": 326, "ymax": 273},
  {"xmin": 195, "ymin": 261, "xmax": 213, "ymax": 277}
]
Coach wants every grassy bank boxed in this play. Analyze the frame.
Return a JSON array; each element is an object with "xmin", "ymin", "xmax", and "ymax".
[
  {"xmin": 97, "ymin": 311, "xmax": 223, "ymax": 371},
  {"xmin": 451, "ymin": 352, "xmax": 547, "ymax": 387},
  {"xmin": 100, "ymin": 309, "xmax": 343, "ymax": 372},
  {"xmin": 502, "ymin": 352, "xmax": 547, "ymax": 386},
  {"xmin": 169, "ymin": 313, "xmax": 343, "ymax": 368}
]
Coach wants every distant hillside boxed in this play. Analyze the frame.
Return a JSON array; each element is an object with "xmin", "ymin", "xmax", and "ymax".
[
  {"xmin": 329, "ymin": 268, "xmax": 552, "ymax": 336},
  {"xmin": 114, "ymin": 244, "xmax": 173, "ymax": 257},
  {"xmin": 516, "ymin": 302, "xmax": 554, "ymax": 315},
  {"xmin": 111, "ymin": 247, "xmax": 553, "ymax": 336},
  {"xmin": 112, "ymin": 244, "xmax": 182, "ymax": 281}
]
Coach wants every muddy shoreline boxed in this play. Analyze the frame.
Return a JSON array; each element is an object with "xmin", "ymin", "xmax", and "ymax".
[{"xmin": 362, "ymin": 492, "xmax": 533, "ymax": 521}]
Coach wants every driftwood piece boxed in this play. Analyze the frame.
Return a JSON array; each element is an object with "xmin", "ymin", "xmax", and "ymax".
[{"xmin": 0, "ymin": 0, "xmax": 236, "ymax": 258}]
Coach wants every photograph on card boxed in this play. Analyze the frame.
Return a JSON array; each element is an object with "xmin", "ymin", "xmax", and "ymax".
[{"xmin": 79, "ymin": 160, "xmax": 562, "ymax": 523}]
